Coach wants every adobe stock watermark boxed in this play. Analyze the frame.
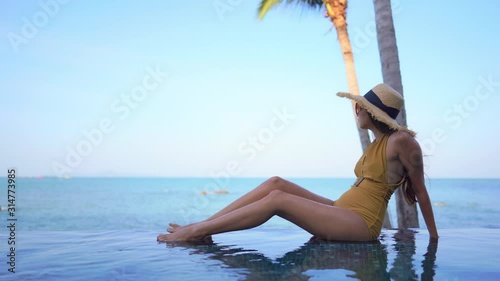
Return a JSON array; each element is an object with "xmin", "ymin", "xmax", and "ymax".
[
  {"xmin": 7, "ymin": 0, "xmax": 71, "ymax": 53},
  {"xmin": 51, "ymin": 66, "xmax": 170, "ymax": 178},
  {"xmin": 179, "ymin": 106, "xmax": 295, "ymax": 224},
  {"xmin": 213, "ymin": 0, "xmax": 244, "ymax": 21},
  {"xmin": 418, "ymin": 74, "xmax": 498, "ymax": 166}
]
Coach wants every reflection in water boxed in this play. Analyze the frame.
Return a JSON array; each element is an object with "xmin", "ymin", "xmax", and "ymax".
[
  {"xmin": 391, "ymin": 230, "xmax": 418, "ymax": 280},
  {"xmin": 163, "ymin": 230, "xmax": 437, "ymax": 281},
  {"xmin": 390, "ymin": 230, "xmax": 438, "ymax": 281},
  {"xmin": 422, "ymin": 239, "xmax": 438, "ymax": 281}
]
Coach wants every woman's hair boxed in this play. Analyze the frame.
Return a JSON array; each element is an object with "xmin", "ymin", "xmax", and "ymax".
[
  {"xmin": 402, "ymin": 177, "xmax": 417, "ymax": 205},
  {"xmin": 367, "ymin": 113, "xmax": 417, "ymax": 205},
  {"xmin": 367, "ymin": 113, "xmax": 397, "ymax": 135}
]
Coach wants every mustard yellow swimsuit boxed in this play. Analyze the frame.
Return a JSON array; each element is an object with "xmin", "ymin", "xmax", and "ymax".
[{"xmin": 333, "ymin": 134, "xmax": 404, "ymax": 240}]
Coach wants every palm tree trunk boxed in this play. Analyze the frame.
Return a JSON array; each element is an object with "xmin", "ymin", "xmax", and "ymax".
[
  {"xmin": 325, "ymin": 0, "xmax": 371, "ymax": 152},
  {"xmin": 373, "ymin": 0, "xmax": 419, "ymax": 228},
  {"xmin": 325, "ymin": 0, "xmax": 391, "ymax": 229}
]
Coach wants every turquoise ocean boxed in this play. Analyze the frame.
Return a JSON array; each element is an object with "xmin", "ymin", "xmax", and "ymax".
[
  {"xmin": 1, "ymin": 177, "xmax": 499, "ymax": 280},
  {"xmin": 7, "ymin": 177, "xmax": 500, "ymax": 231}
]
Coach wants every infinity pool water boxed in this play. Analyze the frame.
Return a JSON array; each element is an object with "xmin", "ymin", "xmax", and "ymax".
[{"xmin": 1, "ymin": 228, "xmax": 498, "ymax": 280}]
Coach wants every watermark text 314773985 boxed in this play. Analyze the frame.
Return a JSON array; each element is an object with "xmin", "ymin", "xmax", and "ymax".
[{"xmin": 6, "ymin": 169, "xmax": 17, "ymax": 273}]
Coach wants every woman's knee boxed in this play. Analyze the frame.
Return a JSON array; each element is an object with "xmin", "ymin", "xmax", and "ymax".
[
  {"xmin": 264, "ymin": 176, "xmax": 284, "ymax": 191},
  {"xmin": 264, "ymin": 189, "xmax": 286, "ymax": 205}
]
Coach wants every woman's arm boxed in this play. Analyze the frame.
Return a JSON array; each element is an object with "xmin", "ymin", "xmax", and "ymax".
[
  {"xmin": 414, "ymin": 179, "xmax": 439, "ymax": 239},
  {"xmin": 398, "ymin": 134, "xmax": 439, "ymax": 239}
]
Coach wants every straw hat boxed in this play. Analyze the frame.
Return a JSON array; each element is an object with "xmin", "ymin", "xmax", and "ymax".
[{"xmin": 337, "ymin": 83, "xmax": 416, "ymax": 136}]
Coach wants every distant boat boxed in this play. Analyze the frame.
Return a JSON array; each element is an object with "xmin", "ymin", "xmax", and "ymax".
[
  {"xmin": 435, "ymin": 202, "xmax": 446, "ymax": 207},
  {"xmin": 200, "ymin": 190, "xmax": 229, "ymax": 196}
]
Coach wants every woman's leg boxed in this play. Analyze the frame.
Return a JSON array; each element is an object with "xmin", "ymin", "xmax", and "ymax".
[
  {"xmin": 204, "ymin": 176, "xmax": 334, "ymax": 221},
  {"xmin": 158, "ymin": 190, "xmax": 371, "ymax": 242},
  {"xmin": 167, "ymin": 176, "xmax": 334, "ymax": 232}
]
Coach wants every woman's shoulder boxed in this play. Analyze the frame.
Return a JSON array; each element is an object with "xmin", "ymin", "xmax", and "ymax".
[
  {"xmin": 390, "ymin": 130, "xmax": 414, "ymax": 141},
  {"xmin": 388, "ymin": 130, "xmax": 420, "ymax": 152}
]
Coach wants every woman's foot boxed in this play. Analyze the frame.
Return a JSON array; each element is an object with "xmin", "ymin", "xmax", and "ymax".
[
  {"xmin": 159, "ymin": 223, "xmax": 213, "ymax": 243},
  {"xmin": 158, "ymin": 225, "xmax": 203, "ymax": 242},
  {"xmin": 167, "ymin": 222, "xmax": 213, "ymax": 242},
  {"xmin": 167, "ymin": 223, "xmax": 182, "ymax": 233}
]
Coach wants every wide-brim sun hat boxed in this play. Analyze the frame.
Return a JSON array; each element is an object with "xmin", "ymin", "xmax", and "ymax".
[{"xmin": 337, "ymin": 83, "xmax": 416, "ymax": 137}]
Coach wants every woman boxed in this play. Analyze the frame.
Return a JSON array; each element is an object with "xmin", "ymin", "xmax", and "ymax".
[{"xmin": 157, "ymin": 83, "xmax": 438, "ymax": 242}]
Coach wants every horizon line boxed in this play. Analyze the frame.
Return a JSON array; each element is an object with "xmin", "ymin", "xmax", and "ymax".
[{"xmin": 6, "ymin": 176, "xmax": 500, "ymax": 180}]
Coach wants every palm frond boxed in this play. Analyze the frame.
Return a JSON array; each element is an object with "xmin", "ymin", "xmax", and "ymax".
[
  {"xmin": 258, "ymin": 0, "xmax": 324, "ymax": 20},
  {"xmin": 285, "ymin": 0, "xmax": 323, "ymax": 9},
  {"xmin": 258, "ymin": 0, "xmax": 283, "ymax": 20}
]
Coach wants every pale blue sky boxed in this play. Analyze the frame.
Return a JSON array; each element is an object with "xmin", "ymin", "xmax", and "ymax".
[{"xmin": 1, "ymin": 0, "xmax": 499, "ymax": 178}]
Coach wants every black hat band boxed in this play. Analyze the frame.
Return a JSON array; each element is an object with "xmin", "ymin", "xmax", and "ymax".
[{"xmin": 364, "ymin": 90, "xmax": 400, "ymax": 119}]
